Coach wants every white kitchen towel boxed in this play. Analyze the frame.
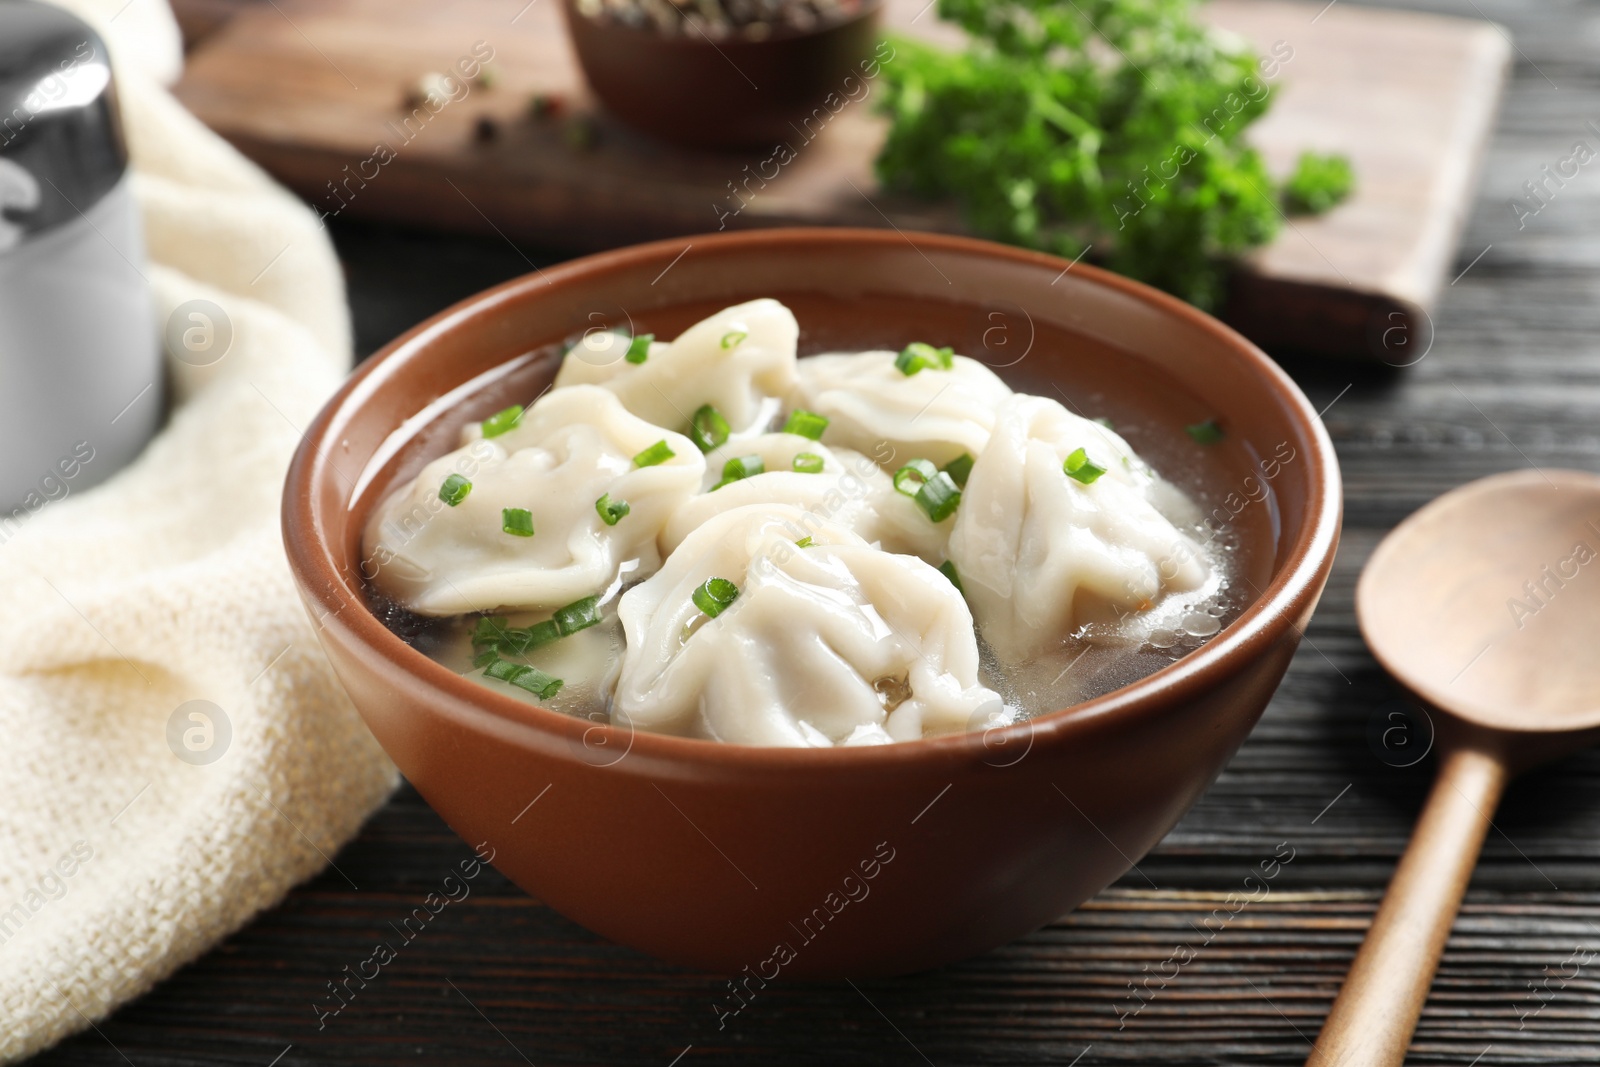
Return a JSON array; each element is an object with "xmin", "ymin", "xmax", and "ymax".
[{"xmin": 0, "ymin": 1, "xmax": 398, "ymax": 1060}]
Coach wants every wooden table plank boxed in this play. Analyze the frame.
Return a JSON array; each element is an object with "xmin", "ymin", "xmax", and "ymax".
[{"xmin": 28, "ymin": 0, "xmax": 1600, "ymax": 1062}]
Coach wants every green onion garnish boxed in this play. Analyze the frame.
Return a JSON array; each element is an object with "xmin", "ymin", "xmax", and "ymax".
[
  {"xmin": 509, "ymin": 666, "xmax": 563, "ymax": 699},
  {"xmin": 689, "ymin": 404, "xmax": 730, "ymax": 453},
  {"xmin": 792, "ymin": 452, "xmax": 824, "ymax": 474},
  {"xmin": 625, "ymin": 333, "xmax": 654, "ymax": 364},
  {"xmin": 692, "ymin": 577, "xmax": 740, "ymax": 618},
  {"xmin": 502, "ymin": 507, "xmax": 535, "ymax": 537},
  {"xmin": 496, "ymin": 626, "xmax": 533, "ymax": 655},
  {"xmin": 720, "ymin": 330, "xmax": 748, "ymax": 349},
  {"xmin": 914, "ymin": 472, "xmax": 962, "ymax": 522},
  {"xmin": 1063, "ymin": 447, "xmax": 1107, "ymax": 485},
  {"xmin": 510, "ymin": 666, "xmax": 563, "ymax": 699},
  {"xmin": 893, "ymin": 458, "xmax": 938, "ymax": 497},
  {"xmin": 782, "ymin": 409, "xmax": 829, "ymax": 440},
  {"xmin": 481, "ymin": 405, "xmax": 523, "ymax": 439},
  {"xmin": 473, "ymin": 616, "xmax": 512, "ymax": 646},
  {"xmin": 1186, "ymin": 418, "xmax": 1224, "ymax": 444},
  {"xmin": 482, "ymin": 656, "xmax": 563, "ymax": 699},
  {"xmin": 1094, "ymin": 416, "xmax": 1115, "ymax": 429},
  {"xmin": 633, "ymin": 440, "xmax": 676, "ymax": 468},
  {"xmin": 795, "ymin": 536, "xmax": 814, "ymax": 548},
  {"xmin": 472, "ymin": 617, "xmax": 554, "ymax": 656},
  {"xmin": 553, "ymin": 595, "xmax": 601, "ymax": 636},
  {"xmin": 472, "ymin": 592, "xmax": 601, "ymax": 660},
  {"xmin": 483, "ymin": 657, "xmax": 523, "ymax": 681},
  {"xmin": 521, "ymin": 620, "xmax": 561, "ymax": 648},
  {"xmin": 894, "ymin": 342, "xmax": 955, "ymax": 376},
  {"xmin": 713, "ymin": 454, "xmax": 764, "ymax": 489},
  {"xmin": 941, "ymin": 453, "xmax": 974, "ymax": 488},
  {"xmin": 939, "ymin": 560, "xmax": 964, "ymax": 592},
  {"xmin": 438, "ymin": 473, "xmax": 472, "ymax": 507},
  {"xmin": 595, "ymin": 493, "xmax": 630, "ymax": 526}
]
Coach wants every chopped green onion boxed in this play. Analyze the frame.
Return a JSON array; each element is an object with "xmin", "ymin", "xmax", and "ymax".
[
  {"xmin": 481, "ymin": 405, "xmax": 524, "ymax": 439},
  {"xmin": 625, "ymin": 333, "xmax": 654, "ymax": 364},
  {"xmin": 713, "ymin": 454, "xmax": 764, "ymax": 489},
  {"xmin": 792, "ymin": 452, "xmax": 825, "ymax": 474},
  {"xmin": 939, "ymin": 560, "xmax": 964, "ymax": 592},
  {"xmin": 720, "ymin": 330, "xmax": 748, "ymax": 349},
  {"xmin": 782, "ymin": 409, "xmax": 830, "ymax": 440},
  {"xmin": 595, "ymin": 493, "xmax": 630, "ymax": 526},
  {"xmin": 1093, "ymin": 416, "xmax": 1115, "ymax": 429},
  {"xmin": 914, "ymin": 472, "xmax": 963, "ymax": 522},
  {"xmin": 509, "ymin": 666, "xmax": 563, "ymax": 699},
  {"xmin": 1186, "ymin": 418, "xmax": 1225, "ymax": 444},
  {"xmin": 473, "ymin": 594, "xmax": 601, "ymax": 662},
  {"xmin": 893, "ymin": 458, "xmax": 938, "ymax": 496},
  {"xmin": 633, "ymin": 440, "xmax": 676, "ymax": 468},
  {"xmin": 795, "ymin": 536, "xmax": 814, "ymax": 548},
  {"xmin": 496, "ymin": 626, "xmax": 534, "ymax": 655},
  {"xmin": 689, "ymin": 404, "xmax": 730, "ymax": 453},
  {"xmin": 482, "ymin": 655, "xmax": 563, "ymax": 699},
  {"xmin": 894, "ymin": 342, "xmax": 955, "ymax": 376},
  {"xmin": 502, "ymin": 507, "xmax": 535, "ymax": 537},
  {"xmin": 521, "ymin": 619, "xmax": 561, "ymax": 648},
  {"xmin": 941, "ymin": 453, "xmax": 974, "ymax": 488},
  {"xmin": 1064, "ymin": 447, "xmax": 1107, "ymax": 485},
  {"xmin": 483, "ymin": 657, "xmax": 523, "ymax": 681},
  {"xmin": 553, "ymin": 595, "xmax": 601, "ymax": 636},
  {"xmin": 472, "ymin": 616, "xmax": 512, "ymax": 646},
  {"xmin": 692, "ymin": 577, "xmax": 740, "ymax": 618},
  {"xmin": 438, "ymin": 473, "xmax": 472, "ymax": 507}
]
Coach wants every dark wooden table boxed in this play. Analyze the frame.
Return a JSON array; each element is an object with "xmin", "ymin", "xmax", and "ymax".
[{"xmin": 34, "ymin": 1, "xmax": 1600, "ymax": 1062}]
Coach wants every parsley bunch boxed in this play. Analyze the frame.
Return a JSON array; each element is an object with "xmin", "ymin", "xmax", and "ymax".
[{"xmin": 876, "ymin": 0, "xmax": 1351, "ymax": 309}]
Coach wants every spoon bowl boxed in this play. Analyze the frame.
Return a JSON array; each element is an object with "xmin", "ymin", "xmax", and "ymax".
[
  {"xmin": 1310, "ymin": 468, "xmax": 1600, "ymax": 1067},
  {"xmin": 1360, "ymin": 468, "xmax": 1600, "ymax": 737}
]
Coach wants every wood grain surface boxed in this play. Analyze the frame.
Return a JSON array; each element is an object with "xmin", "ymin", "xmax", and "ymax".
[
  {"xmin": 168, "ymin": 0, "xmax": 1509, "ymax": 359},
  {"xmin": 29, "ymin": 0, "xmax": 1600, "ymax": 1062}
]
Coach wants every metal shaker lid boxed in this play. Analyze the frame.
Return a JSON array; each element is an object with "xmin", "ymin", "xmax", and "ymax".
[{"xmin": 0, "ymin": 0, "xmax": 127, "ymax": 251}]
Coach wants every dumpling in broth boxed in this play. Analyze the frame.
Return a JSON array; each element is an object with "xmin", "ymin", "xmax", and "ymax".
[
  {"xmin": 364, "ymin": 385, "xmax": 704, "ymax": 616},
  {"xmin": 790, "ymin": 349, "xmax": 1013, "ymax": 468},
  {"xmin": 947, "ymin": 394, "xmax": 1211, "ymax": 664},
  {"xmin": 659, "ymin": 433, "xmax": 948, "ymax": 562},
  {"xmin": 553, "ymin": 298, "xmax": 798, "ymax": 434},
  {"xmin": 615, "ymin": 505, "xmax": 1006, "ymax": 747}
]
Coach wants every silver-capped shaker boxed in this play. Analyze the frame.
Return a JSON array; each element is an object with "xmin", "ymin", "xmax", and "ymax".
[{"xmin": 0, "ymin": 0, "xmax": 160, "ymax": 523}]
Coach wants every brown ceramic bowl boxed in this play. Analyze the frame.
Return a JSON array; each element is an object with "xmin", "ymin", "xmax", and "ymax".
[
  {"xmin": 283, "ymin": 228, "xmax": 1340, "ymax": 978},
  {"xmin": 561, "ymin": 0, "xmax": 883, "ymax": 149}
]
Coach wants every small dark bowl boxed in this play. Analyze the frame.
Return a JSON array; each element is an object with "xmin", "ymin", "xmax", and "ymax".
[
  {"xmin": 561, "ymin": 0, "xmax": 884, "ymax": 150},
  {"xmin": 283, "ymin": 228, "xmax": 1341, "ymax": 978}
]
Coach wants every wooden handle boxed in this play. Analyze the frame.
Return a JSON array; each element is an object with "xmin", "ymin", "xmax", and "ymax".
[{"xmin": 1307, "ymin": 745, "xmax": 1507, "ymax": 1067}]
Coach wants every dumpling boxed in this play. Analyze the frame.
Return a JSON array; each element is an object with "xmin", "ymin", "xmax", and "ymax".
[
  {"xmin": 789, "ymin": 349, "xmax": 1014, "ymax": 469},
  {"xmin": 364, "ymin": 385, "xmax": 704, "ymax": 616},
  {"xmin": 553, "ymin": 298, "xmax": 798, "ymax": 434},
  {"xmin": 946, "ymin": 394, "xmax": 1211, "ymax": 664},
  {"xmin": 658, "ymin": 433, "xmax": 948, "ymax": 562},
  {"xmin": 614, "ymin": 505, "xmax": 1006, "ymax": 747}
]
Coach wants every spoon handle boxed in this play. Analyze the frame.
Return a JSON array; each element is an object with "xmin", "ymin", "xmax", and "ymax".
[{"xmin": 1306, "ymin": 745, "xmax": 1507, "ymax": 1067}]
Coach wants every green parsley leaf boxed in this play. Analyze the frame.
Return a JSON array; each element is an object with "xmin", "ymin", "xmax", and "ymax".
[{"xmin": 875, "ymin": 4, "xmax": 1354, "ymax": 309}]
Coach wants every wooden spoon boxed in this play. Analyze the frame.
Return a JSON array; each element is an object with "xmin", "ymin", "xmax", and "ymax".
[{"xmin": 1308, "ymin": 468, "xmax": 1600, "ymax": 1067}]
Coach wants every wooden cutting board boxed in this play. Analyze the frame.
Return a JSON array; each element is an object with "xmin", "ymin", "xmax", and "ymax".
[{"xmin": 172, "ymin": 0, "xmax": 1509, "ymax": 360}]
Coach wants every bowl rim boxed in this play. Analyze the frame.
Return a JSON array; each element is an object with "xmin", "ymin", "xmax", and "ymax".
[
  {"xmin": 560, "ymin": 0, "xmax": 883, "ymax": 47},
  {"xmin": 283, "ymin": 227, "xmax": 1342, "ymax": 769}
]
